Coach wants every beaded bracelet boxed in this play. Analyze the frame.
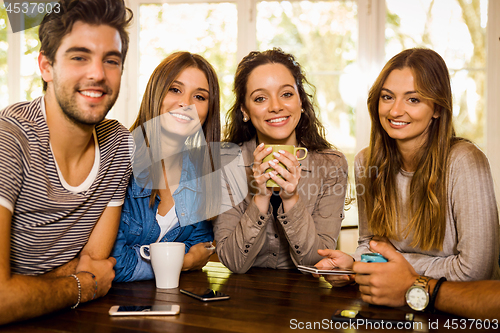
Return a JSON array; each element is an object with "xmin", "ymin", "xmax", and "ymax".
[
  {"xmin": 78, "ymin": 271, "xmax": 98, "ymax": 300},
  {"xmin": 70, "ymin": 274, "xmax": 81, "ymax": 309}
]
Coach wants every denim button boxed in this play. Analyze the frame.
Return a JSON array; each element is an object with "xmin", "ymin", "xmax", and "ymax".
[{"xmin": 244, "ymin": 249, "xmax": 248, "ymax": 253}]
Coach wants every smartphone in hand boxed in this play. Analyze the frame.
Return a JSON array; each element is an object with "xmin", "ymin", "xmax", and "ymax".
[
  {"xmin": 180, "ymin": 289, "xmax": 230, "ymax": 302},
  {"xmin": 109, "ymin": 305, "xmax": 180, "ymax": 316}
]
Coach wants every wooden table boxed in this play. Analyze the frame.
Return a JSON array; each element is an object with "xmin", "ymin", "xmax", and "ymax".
[{"xmin": 3, "ymin": 262, "xmax": 487, "ymax": 333}]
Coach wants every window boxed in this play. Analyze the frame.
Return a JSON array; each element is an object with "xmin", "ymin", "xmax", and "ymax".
[
  {"xmin": 256, "ymin": 0, "xmax": 358, "ymax": 163},
  {"xmin": 386, "ymin": 0, "xmax": 488, "ymax": 149},
  {"xmin": 21, "ymin": 27, "xmax": 42, "ymax": 102},
  {"xmin": 1, "ymin": 4, "xmax": 44, "ymax": 109},
  {"xmin": 138, "ymin": 2, "xmax": 238, "ymax": 114},
  {"xmin": 254, "ymin": 0, "xmax": 359, "ymax": 225},
  {"xmin": 0, "ymin": 9, "xmax": 8, "ymax": 109}
]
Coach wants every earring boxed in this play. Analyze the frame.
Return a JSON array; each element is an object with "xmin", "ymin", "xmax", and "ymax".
[
  {"xmin": 301, "ymin": 108, "xmax": 304, "ymax": 113},
  {"xmin": 243, "ymin": 116, "xmax": 249, "ymax": 122}
]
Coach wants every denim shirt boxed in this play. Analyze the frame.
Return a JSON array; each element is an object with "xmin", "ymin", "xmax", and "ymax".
[{"xmin": 112, "ymin": 153, "xmax": 214, "ymax": 282}]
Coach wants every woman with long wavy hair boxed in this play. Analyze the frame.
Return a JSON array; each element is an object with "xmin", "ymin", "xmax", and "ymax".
[
  {"xmin": 111, "ymin": 52, "xmax": 221, "ymax": 282},
  {"xmin": 213, "ymin": 48, "xmax": 349, "ymax": 274},
  {"xmin": 315, "ymin": 48, "xmax": 499, "ymax": 287}
]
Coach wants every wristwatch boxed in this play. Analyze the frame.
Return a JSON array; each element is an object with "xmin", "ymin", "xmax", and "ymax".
[{"xmin": 405, "ymin": 275, "xmax": 431, "ymax": 311}]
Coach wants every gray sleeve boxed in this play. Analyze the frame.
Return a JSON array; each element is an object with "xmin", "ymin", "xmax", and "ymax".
[
  {"xmin": 213, "ymin": 195, "xmax": 272, "ymax": 274},
  {"xmin": 402, "ymin": 145, "xmax": 500, "ymax": 281}
]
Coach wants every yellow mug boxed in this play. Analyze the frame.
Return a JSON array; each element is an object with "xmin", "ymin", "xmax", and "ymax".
[{"xmin": 263, "ymin": 145, "xmax": 308, "ymax": 188}]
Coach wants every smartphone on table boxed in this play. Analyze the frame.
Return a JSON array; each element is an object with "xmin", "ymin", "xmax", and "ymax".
[
  {"xmin": 180, "ymin": 288, "xmax": 230, "ymax": 302},
  {"xmin": 297, "ymin": 265, "xmax": 354, "ymax": 275},
  {"xmin": 109, "ymin": 304, "xmax": 180, "ymax": 316}
]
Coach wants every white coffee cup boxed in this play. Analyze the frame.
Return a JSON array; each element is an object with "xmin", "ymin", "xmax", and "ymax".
[{"xmin": 139, "ymin": 242, "xmax": 185, "ymax": 289}]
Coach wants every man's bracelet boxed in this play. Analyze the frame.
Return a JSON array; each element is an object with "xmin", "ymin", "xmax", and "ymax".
[
  {"xmin": 428, "ymin": 277, "xmax": 446, "ymax": 313},
  {"xmin": 69, "ymin": 274, "xmax": 81, "ymax": 309},
  {"xmin": 78, "ymin": 271, "xmax": 98, "ymax": 300}
]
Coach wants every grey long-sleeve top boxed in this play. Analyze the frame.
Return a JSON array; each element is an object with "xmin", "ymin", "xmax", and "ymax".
[
  {"xmin": 354, "ymin": 141, "xmax": 500, "ymax": 281},
  {"xmin": 213, "ymin": 139, "xmax": 348, "ymax": 274}
]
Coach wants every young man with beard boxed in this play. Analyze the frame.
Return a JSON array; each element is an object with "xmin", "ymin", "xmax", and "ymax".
[{"xmin": 0, "ymin": 0, "xmax": 133, "ymax": 324}]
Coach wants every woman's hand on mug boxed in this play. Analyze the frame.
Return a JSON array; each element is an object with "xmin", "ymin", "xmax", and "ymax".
[
  {"xmin": 313, "ymin": 249, "xmax": 356, "ymax": 287},
  {"xmin": 251, "ymin": 144, "xmax": 275, "ymax": 215},
  {"xmin": 252, "ymin": 144, "xmax": 275, "ymax": 197},
  {"xmin": 268, "ymin": 149, "xmax": 301, "ymax": 203}
]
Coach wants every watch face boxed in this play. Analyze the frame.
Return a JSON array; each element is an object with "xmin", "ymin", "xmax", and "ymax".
[{"xmin": 406, "ymin": 287, "xmax": 429, "ymax": 311}]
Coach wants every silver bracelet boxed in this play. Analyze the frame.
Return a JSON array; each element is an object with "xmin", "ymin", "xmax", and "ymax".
[{"xmin": 70, "ymin": 274, "xmax": 81, "ymax": 309}]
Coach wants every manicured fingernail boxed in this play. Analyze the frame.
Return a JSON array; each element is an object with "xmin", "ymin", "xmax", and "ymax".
[
  {"xmin": 273, "ymin": 159, "xmax": 279, "ymax": 163},
  {"xmin": 266, "ymin": 147, "xmax": 272, "ymax": 151},
  {"xmin": 259, "ymin": 143, "xmax": 264, "ymax": 148},
  {"xmin": 269, "ymin": 161, "xmax": 276, "ymax": 166},
  {"xmin": 279, "ymin": 150, "xmax": 285, "ymax": 154},
  {"xmin": 273, "ymin": 152, "xmax": 280, "ymax": 157}
]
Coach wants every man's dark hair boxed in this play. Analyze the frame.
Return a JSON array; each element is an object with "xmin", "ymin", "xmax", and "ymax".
[{"xmin": 38, "ymin": 0, "xmax": 133, "ymax": 91}]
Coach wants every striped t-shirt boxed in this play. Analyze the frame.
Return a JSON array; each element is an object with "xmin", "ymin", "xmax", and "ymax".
[{"xmin": 0, "ymin": 96, "xmax": 133, "ymax": 275}]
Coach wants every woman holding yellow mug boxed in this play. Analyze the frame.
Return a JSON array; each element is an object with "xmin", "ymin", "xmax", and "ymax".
[{"xmin": 213, "ymin": 48, "xmax": 349, "ymax": 273}]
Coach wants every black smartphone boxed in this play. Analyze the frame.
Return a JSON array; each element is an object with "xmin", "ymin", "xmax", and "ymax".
[
  {"xmin": 332, "ymin": 309, "xmax": 414, "ymax": 325},
  {"xmin": 180, "ymin": 289, "xmax": 230, "ymax": 302}
]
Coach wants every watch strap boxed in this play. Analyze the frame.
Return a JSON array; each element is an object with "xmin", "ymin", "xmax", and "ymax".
[{"xmin": 413, "ymin": 275, "xmax": 431, "ymax": 291}]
